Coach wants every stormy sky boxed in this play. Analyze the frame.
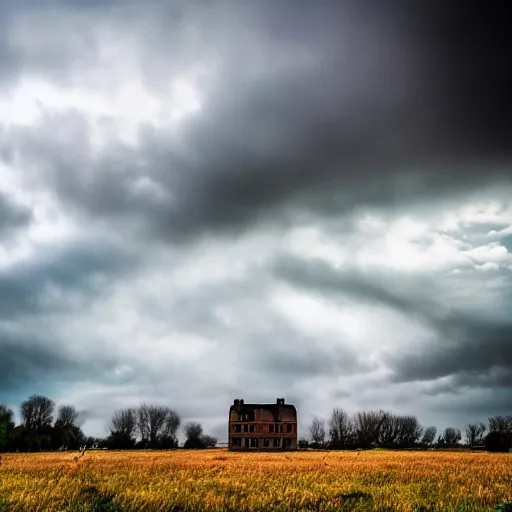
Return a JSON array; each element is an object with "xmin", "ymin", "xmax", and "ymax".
[{"xmin": 1, "ymin": 0, "xmax": 511, "ymax": 441}]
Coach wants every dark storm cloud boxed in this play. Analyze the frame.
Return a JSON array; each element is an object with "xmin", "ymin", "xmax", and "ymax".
[
  {"xmin": 0, "ymin": 332, "xmax": 81, "ymax": 392},
  {"xmin": 3, "ymin": 1, "xmax": 511, "ymax": 241},
  {"xmin": 0, "ymin": 238, "xmax": 140, "ymax": 319},
  {"xmin": 0, "ymin": 193, "xmax": 31, "ymax": 236},
  {"xmin": 273, "ymin": 254, "xmax": 512, "ymax": 390},
  {"xmin": 390, "ymin": 316, "xmax": 512, "ymax": 385},
  {"xmin": 0, "ymin": 328, "xmax": 122, "ymax": 393}
]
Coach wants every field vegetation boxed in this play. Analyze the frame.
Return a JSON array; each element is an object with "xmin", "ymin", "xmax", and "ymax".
[{"xmin": 1, "ymin": 449, "xmax": 511, "ymax": 512}]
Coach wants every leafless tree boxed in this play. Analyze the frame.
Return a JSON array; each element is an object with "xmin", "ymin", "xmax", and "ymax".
[
  {"xmin": 465, "ymin": 423, "xmax": 486, "ymax": 448},
  {"xmin": 20, "ymin": 395, "xmax": 55, "ymax": 430},
  {"xmin": 353, "ymin": 410, "xmax": 387, "ymax": 448},
  {"xmin": 442, "ymin": 427, "xmax": 462, "ymax": 447},
  {"xmin": 486, "ymin": 416, "xmax": 512, "ymax": 452},
  {"xmin": 488, "ymin": 416, "xmax": 512, "ymax": 434},
  {"xmin": 421, "ymin": 426, "xmax": 437, "ymax": 446},
  {"xmin": 57, "ymin": 405, "xmax": 79, "ymax": 427},
  {"xmin": 328, "ymin": 408, "xmax": 353, "ymax": 448},
  {"xmin": 110, "ymin": 409, "xmax": 136, "ymax": 437},
  {"xmin": 163, "ymin": 409, "xmax": 181, "ymax": 439},
  {"xmin": 379, "ymin": 413, "xmax": 401, "ymax": 447},
  {"xmin": 136, "ymin": 404, "xmax": 181, "ymax": 446},
  {"xmin": 308, "ymin": 417, "xmax": 326, "ymax": 447},
  {"xmin": 395, "ymin": 415, "xmax": 423, "ymax": 448}
]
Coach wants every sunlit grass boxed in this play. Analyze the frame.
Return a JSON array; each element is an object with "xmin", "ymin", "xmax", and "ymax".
[{"xmin": 1, "ymin": 449, "xmax": 511, "ymax": 511}]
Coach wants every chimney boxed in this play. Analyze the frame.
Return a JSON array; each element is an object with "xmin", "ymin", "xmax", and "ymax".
[
  {"xmin": 234, "ymin": 399, "xmax": 240, "ymax": 406},
  {"xmin": 240, "ymin": 399, "xmax": 244, "ymax": 405}
]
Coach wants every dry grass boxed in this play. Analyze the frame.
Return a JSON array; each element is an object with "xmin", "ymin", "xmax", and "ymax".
[{"xmin": 0, "ymin": 449, "xmax": 511, "ymax": 511}]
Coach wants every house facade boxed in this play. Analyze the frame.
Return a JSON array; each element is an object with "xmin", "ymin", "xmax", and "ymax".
[{"xmin": 228, "ymin": 398, "xmax": 298, "ymax": 451}]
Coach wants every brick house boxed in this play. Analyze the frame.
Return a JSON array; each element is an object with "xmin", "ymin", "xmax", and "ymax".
[{"xmin": 228, "ymin": 398, "xmax": 298, "ymax": 451}]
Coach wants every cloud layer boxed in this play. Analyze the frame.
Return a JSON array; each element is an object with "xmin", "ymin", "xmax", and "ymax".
[{"xmin": 1, "ymin": 0, "xmax": 511, "ymax": 440}]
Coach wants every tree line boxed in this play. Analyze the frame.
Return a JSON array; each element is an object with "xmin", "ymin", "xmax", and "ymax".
[
  {"xmin": 302, "ymin": 408, "xmax": 512, "ymax": 452},
  {"xmin": 0, "ymin": 395, "xmax": 217, "ymax": 452}
]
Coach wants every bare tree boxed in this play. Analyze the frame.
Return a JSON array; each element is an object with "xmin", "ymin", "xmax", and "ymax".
[
  {"xmin": 442, "ymin": 427, "xmax": 462, "ymax": 447},
  {"xmin": 57, "ymin": 405, "xmax": 79, "ymax": 427},
  {"xmin": 486, "ymin": 416, "xmax": 512, "ymax": 452},
  {"xmin": 353, "ymin": 410, "xmax": 386, "ymax": 448},
  {"xmin": 136, "ymin": 404, "xmax": 181, "ymax": 447},
  {"xmin": 163, "ymin": 410, "xmax": 181, "ymax": 440},
  {"xmin": 328, "ymin": 408, "xmax": 353, "ymax": 448},
  {"xmin": 395, "ymin": 415, "xmax": 423, "ymax": 448},
  {"xmin": 465, "ymin": 423, "xmax": 486, "ymax": 448},
  {"xmin": 379, "ymin": 413, "xmax": 401, "ymax": 447},
  {"xmin": 21, "ymin": 395, "xmax": 55, "ymax": 431},
  {"xmin": 421, "ymin": 426, "xmax": 437, "ymax": 446},
  {"xmin": 488, "ymin": 416, "xmax": 512, "ymax": 434},
  {"xmin": 308, "ymin": 417, "xmax": 326, "ymax": 448},
  {"xmin": 110, "ymin": 409, "xmax": 136, "ymax": 437}
]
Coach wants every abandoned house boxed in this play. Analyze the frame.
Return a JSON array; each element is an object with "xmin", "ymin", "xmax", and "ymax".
[{"xmin": 228, "ymin": 398, "xmax": 298, "ymax": 451}]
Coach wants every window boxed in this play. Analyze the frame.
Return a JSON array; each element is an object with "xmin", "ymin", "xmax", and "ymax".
[
  {"xmin": 235, "ymin": 424, "xmax": 242, "ymax": 433},
  {"xmin": 262, "ymin": 439, "xmax": 270, "ymax": 448},
  {"xmin": 269, "ymin": 424, "xmax": 274, "ymax": 433},
  {"xmin": 249, "ymin": 424, "xmax": 255, "ymax": 433},
  {"xmin": 232, "ymin": 438, "xmax": 242, "ymax": 447},
  {"xmin": 286, "ymin": 424, "xmax": 293, "ymax": 433},
  {"xmin": 274, "ymin": 438, "xmax": 282, "ymax": 448},
  {"xmin": 248, "ymin": 438, "xmax": 258, "ymax": 448},
  {"xmin": 243, "ymin": 424, "xmax": 249, "ymax": 433}
]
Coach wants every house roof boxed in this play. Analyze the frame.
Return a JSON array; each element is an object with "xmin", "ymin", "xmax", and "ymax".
[{"xmin": 229, "ymin": 401, "xmax": 297, "ymax": 419}]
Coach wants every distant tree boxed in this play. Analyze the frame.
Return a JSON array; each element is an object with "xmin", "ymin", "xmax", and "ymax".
[
  {"xmin": 465, "ymin": 423, "xmax": 486, "ymax": 448},
  {"xmin": 183, "ymin": 422, "xmax": 215, "ymax": 449},
  {"xmin": 442, "ymin": 427, "xmax": 462, "ymax": 447},
  {"xmin": 110, "ymin": 409, "xmax": 136, "ymax": 438},
  {"xmin": 485, "ymin": 416, "xmax": 512, "ymax": 452},
  {"xmin": 488, "ymin": 416, "xmax": 512, "ymax": 434},
  {"xmin": 21, "ymin": 395, "xmax": 55, "ymax": 431},
  {"xmin": 395, "ymin": 415, "xmax": 423, "ymax": 448},
  {"xmin": 353, "ymin": 410, "xmax": 386, "ymax": 448},
  {"xmin": 201, "ymin": 435, "xmax": 218, "ymax": 448},
  {"xmin": 84, "ymin": 436, "xmax": 105, "ymax": 448},
  {"xmin": 161, "ymin": 409, "xmax": 181, "ymax": 448},
  {"xmin": 0, "ymin": 405, "xmax": 15, "ymax": 452},
  {"xmin": 136, "ymin": 404, "xmax": 181, "ymax": 448},
  {"xmin": 51, "ymin": 404, "xmax": 85, "ymax": 450},
  {"xmin": 308, "ymin": 417, "xmax": 326, "ymax": 448},
  {"xmin": 298, "ymin": 438, "xmax": 310, "ymax": 449},
  {"xmin": 20, "ymin": 395, "xmax": 55, "ymax": 451},
  {"xmin": 57, "ymin": 405, "xmax": 79, "ymax": 426},
  {"xmin": 328, "ymin": 408, "xmax": 353, "ymax": 449},
  {"xmin": 184, "ymin": 422, "xmax": 203, "ymax": 448},
  {"xmin": 421, "ymin": 426, "xmax": 437, "ymax": 446},
  {"xmin": 379, "ymin": 413, "xmax": 401, "ymax": 447}
]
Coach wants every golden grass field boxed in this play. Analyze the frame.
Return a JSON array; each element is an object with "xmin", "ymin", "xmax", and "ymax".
[{"xmin": 0, "ymin": 449, "xmax": 511, "ymax": 512}]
